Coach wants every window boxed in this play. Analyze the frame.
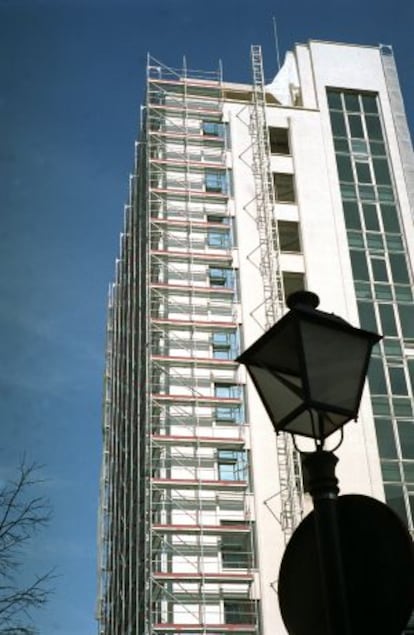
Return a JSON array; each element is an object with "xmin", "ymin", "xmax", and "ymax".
[
  {"xmin": 330, "ymin": 111, "xmax": 347, "ymax": 137},
  {"xmin": 214, "ymin": 384, "xmax": 241, "ymax": 423},
  {"xmin": 350, "ymin": 250, "xmax": 369, "ymax": 280},
  {"xmin": 224, "ymin": 600, "xmax": 255, "ymax": 624},
  {"xmin": 371, "ymin": 257, "xmax": 388, "ymax": 282},
  {"xmin": 358, "ymin": 301, "xmax": 377, "ymax": 332},
  {"xmin": 202, "ymin": 120, "xmax": 224, "ymax": 137},
  {"xmin": 212, "ymin": 332, "xmax": 235, "ymax": 360},
  {"xmin": 348, "ymin": 114, "xmax": 364, "ymax": 138},
  {"xmin": 277, "ymin": 221, "xmax": 301, "ymax": 253},
  {"xmin": 355, "ymin": 161, "xmax": 372, "ymax": 183},
  {"xmin": 207, "ymin": 213, "xmax": 228, "ymax": 224},
  {"xmin": 336, "ymin": 155, "xmax": 353, "ymax": 182},
  {"xmin": 368, "ymin": 357, "xmax": 387, "ymax": 394},
  {"xmin": 388, "ymin": 366, "xmax": 408, "ymax": 395},
  {"xmin": 221, "ymin": 522, "xmax": 251, "ymax": 569},
  {"xmin": 344, "ymin": 93, "xmax": 360, "ymax": 112},
  {"xmin": 375, "ymin": 419, "xmax": 397, "ymax": 459},
  {"xmin": 283, "ymin": 272, "xmax": 305, "ymax": 300},
  {"xmin": 207, "ymin": 230, "xmax": 230, "ymax": 249},
  {"xmin": 378, "ymin": 304, "xmax": 397, "ymax": 336},
  {"xmin": 389, "ymin": 253, "xmax": 410, "ymax": 284},
  {"xmin": 343, "ymin": 201, "xmax": 361, "ymax": 230},
  {"xmin": 209, "ymin": 266, "xmax": 233, "ymax": 288},
  {"xmin": 218, "ymin": 450, "xmax": 247, "ymax": 481},
  {"xmin": 362, "ymin": 203, "xmax": 379, "ymax": 231},
  {"xmin": 205, "ymin": 171, "xmax": 227, "ymax": 193},
  {"xmin": 268, "ymin": 127, "xmax": 290, "ymax": 154},
  {"xmin": 373, "ymin": 158, "xmax": 392, "ymax": 185},
  {"xmin": 399, "ymin": 422, "xmax": 414, "ymax": 459},
  {"xmin": 273, "ymin": 173, "xmax": 295, "ymax": 203},
  {"xmin": 398, "ymin": 305, "xmax": 414, "ymax": 340}
]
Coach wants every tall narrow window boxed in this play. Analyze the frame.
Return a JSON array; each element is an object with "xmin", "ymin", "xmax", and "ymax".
[
  {"xmin": 282, "ymin": 272, "xmax": 305, "ymax": 300},
  {"xmin": 221, "ymin": 522, "xmax": 251, "ymax": 569},
  {"xmin": 277, "ymin": 220, "xmax": 301, "ymax": 253},
  {"xmin": 273, "ymin": 173, "xmax": 295, "ymax": 203},
  {"xmin": 212, "ymin": 332, "xmax": 236, "ymax": 360},
  {"xmin": 268, "ymin": 127, "xmax": 290, "ymax": 154}
]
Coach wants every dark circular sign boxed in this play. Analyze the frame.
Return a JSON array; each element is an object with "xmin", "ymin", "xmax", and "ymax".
[{"xmin": 278, "ymin": 494, "xmax": 414, "ymax": 635}]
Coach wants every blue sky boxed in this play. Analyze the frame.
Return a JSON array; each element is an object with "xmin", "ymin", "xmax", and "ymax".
[{"xmin": 0, "ymin": 1, "xmax": 413, "ymax": 633}]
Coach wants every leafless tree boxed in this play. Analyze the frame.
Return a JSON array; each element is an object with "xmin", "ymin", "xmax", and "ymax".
[{"xmin": 0, "ymin": 460, "xmax": 53, "ymax": 635}]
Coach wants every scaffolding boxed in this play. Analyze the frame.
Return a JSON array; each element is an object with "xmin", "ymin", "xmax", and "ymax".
[
  {"xmin": 97, "ymin": 55, "xmax": 259, "ymax": 635},
  {"xmin": 248, "ymin": 45, "xmax": 303, "ymax": 541}
]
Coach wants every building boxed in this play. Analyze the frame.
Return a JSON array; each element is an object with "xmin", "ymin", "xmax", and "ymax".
[{"xmin": 97, "ymin": 40, "xmax": 414, "ymax": 635}]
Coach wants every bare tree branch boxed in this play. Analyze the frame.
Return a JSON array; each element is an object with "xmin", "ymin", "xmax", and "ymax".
[{"xmin": 0, "ymin": 461, "xmax": 54, "ymax": 634}]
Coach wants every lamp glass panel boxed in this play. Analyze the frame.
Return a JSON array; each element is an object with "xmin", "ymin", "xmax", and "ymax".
[
  {"xmin": 299, "ymin": 320, "xmax": 372, "ymax": 414},
  {"xmin": 283, "ymin": 408, "xmax": 350, "ymax": 439},
  {"xmin": 243, "ymin": 319, "xmax": 301, "ymax": 376},
  {"xmin": 247, "ymin": 366, "xmax": 303, "ymax": 431}
]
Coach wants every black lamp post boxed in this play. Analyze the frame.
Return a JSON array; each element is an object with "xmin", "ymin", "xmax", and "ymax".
[{"xmin": 236, "ymin": 290, "xmax": 382, "ymax": 635}]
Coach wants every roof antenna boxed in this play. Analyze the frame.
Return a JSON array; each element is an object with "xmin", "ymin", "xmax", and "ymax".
[{"xmin": 272, "ymin": 16, "xmax": 281, "ymax": 71}]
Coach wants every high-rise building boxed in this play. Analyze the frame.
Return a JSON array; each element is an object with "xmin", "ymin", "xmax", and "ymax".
[{"xmin": 97, "ymin": 40, "xmax": 414, "ymax": 635}]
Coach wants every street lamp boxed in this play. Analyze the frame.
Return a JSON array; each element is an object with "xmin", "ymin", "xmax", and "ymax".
[{"xmin": 236, "ymin": 290, "xmax": 382, "ymax": 635}]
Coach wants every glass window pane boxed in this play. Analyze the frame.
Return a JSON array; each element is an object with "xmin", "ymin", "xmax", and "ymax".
[
  {"xmin": 378, "ymin": 304, "xmax": 397, "ymax": 336},
  {"xmin": 348, "ymin": 114, "xmax": 364, "ymax": 138},
  {"xmin": 394, "ymin": 285, "xmax": 412, "ymax": 302},
  {"xmin": 377, "ymin": 186, "xmax": 394, "ymax": 203},
  {"xmin": 381, "ymin": 204, "xmax": 400, "ymax": 232},
  {"xmin": 347, "ymin": 231, "xmax": 364, "ymax": 248},
  {"xmin": 355, "ymin": 162, "xmax": 372, "ymax": 183},
  {"xmin": 344, "ymin": 93, "xmax": 360, "ymax": 111},
  {"xmin": 371, "ymin": 258, "xmax": 388, "ymax": 282},
  {"xmin": 398, "ymin": 305, "xmax": 414, "ymax": 340},
  {"xmin": 358, "ymin": 184, "xmax": 376, "ymax": 200},
  {"xmin": 358, "ymin": 301, "xmax": 377, "ymax": 332},
  {"xmin": 408, "ymin": 360, "xmax": 414, "ymax": 391},
  {"xmin": 385, "ymin": 234, "xmax": 403, "ymax": 252},
  {"xmin": 334, "ymin": 138, "xmax": 349, "ymax": 152},
  {"xmin": 403, "ymin": 463, "xmax": 414, "ymax": 484},
  {"xmin": 369, "ymin": 140, "xmax": 386, "ymax": 156},
  {"xmin": 389, "ymin": 253, "xmax": 410, "ymax": 284},
  {"xmin": 373, "ymin": 158, "xmax": 392, "ymax": 185},
  {"xmin": 351, "ymin": 139, "xmax": 368, "ymax": 155},
  {"xmin": 388, "ymin": 366, "xmax": 408, "ymax": 395},
  {"xmin": 399, "ymin": 422, "xmax": 414, "ymax": 459},
  {"xmin": 368, "ymin": 357, "xmax": 387, "ymax": 394},
  {"xmin": 336, "ymin": 155, "xmax": 353, "ymax": 182},
  {"xmin": 362, "ymin": 204, "xmax": 379, "ymax": 230},
  {"xmin": 362, "ymin": 94, "xmax": 378, "ymax": 114},
  {"xmin": 381, "ymin": 461, "xmax": 401, "ymax": 481},
  {"xmin": 355, "ymin": 281, "xmax": 371, "ymax": 299},
  {"xmin": 343, "ymin": 201, "xmax": 361, "ymax": 230},
  {"xmin": 327, "ymin": 91, "xmax": 342, "ymax": 110},
  {"xmin": 375, "ymin": 419, "xmax": 397, "ymax": 458},
  {"xmin": 366, "ymin": 115, "xmax": 383, "ymax": 140},
  {"xmin": 375, "ymin": 283, "xmax": 393, "ymax": 300},
  {"xmin": 384, "ymin": 484, "xmax": 407, "ymax": 525},
  {"xmin": 350, "ymin": 250, "xmax": 369, "ymax": 280},
  {"xmin": 330, "ymin": 111, "xmax": 346, "ymax": 136},
  {"xmin": 383, "ymin": 338, "xmax": 402, "ymax": 358},
  {"xmin": 366, "ymin": 233, "xmax": 384, "ymax": 251},
  {"xmin": 372, "ymin": 397, "xmax": 391, "ymax": 415},
  {"xmin": 393, "ymin": 398, "xmax": 412, "ymax": 417},
  {"xmin": 340, "ymin": 183, "xmax": 357, "ymax": 199}
]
